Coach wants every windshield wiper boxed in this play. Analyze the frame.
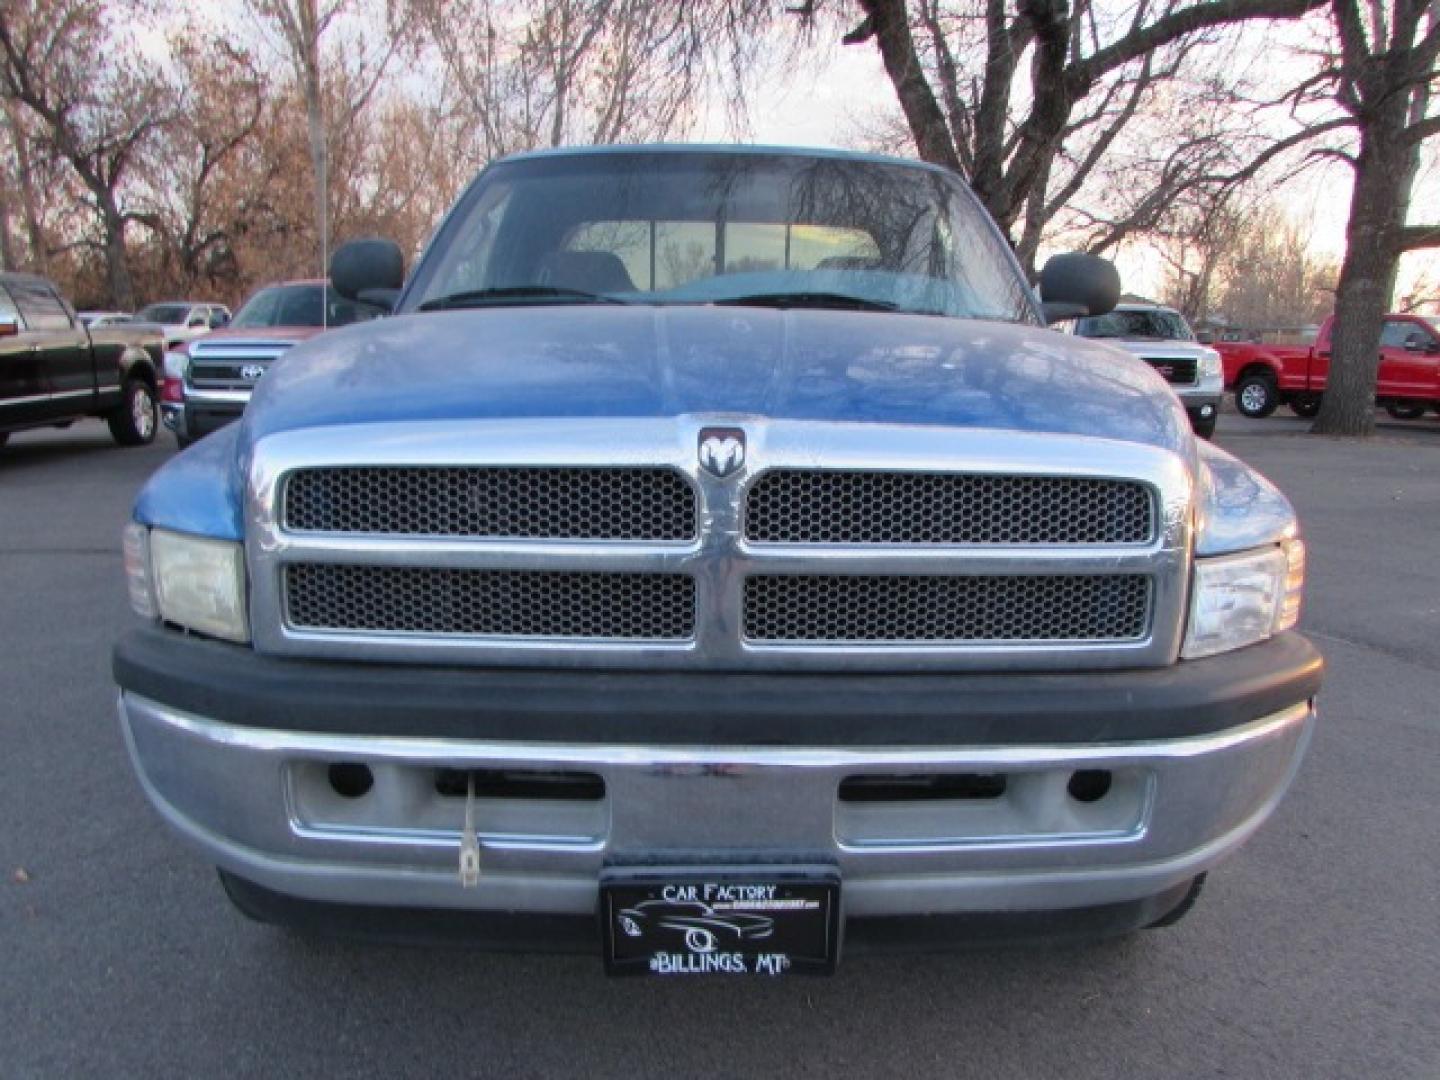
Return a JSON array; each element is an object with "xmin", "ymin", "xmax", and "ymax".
[
  {"xmin": 711, "ymin": 291, "xmax": 900, "ymax": 313},
  {"xmin": 417, "ymin": 286, "xmax": 628, "ymax": 311}
]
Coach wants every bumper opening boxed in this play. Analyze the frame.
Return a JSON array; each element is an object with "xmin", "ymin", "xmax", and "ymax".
[
  {"xmin": 838, "ymin": 773, "xmax": 1007, "ymax": 802},
  {"xmin": 434, "ymin": 768, "xmax": 605, "ymax": 801}
]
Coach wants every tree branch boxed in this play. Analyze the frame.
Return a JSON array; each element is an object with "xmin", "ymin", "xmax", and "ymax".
[{"xmin": 1399, "ymin": 224, "xmax": 1440, "ymax": 250}]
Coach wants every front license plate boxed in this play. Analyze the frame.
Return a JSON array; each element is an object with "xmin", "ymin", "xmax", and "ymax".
[{"xmin": 601, "ymin": 868, "xmax": 841, "ymax": 976}]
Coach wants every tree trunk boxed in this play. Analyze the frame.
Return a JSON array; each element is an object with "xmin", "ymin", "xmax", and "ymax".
[
  {"xmin": 4, "ymin": 102, "xmax": 46, "ymax": 275},
  {"xmin": 296, "ymin": 0, "xmax": 328, "ymax": 279},
  {"xmin": 0, "ymin": 164, "xmax": 14, "ymax": 271},
  {"xmin": 1310, "ymin": 105, "xmax": 1412, "ymax": 436},
  {"xmin": 99, "ymin": 197, "xmax": 135, "ymax": 310}
]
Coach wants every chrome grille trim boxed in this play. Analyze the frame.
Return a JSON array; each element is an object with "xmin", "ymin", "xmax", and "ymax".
[
  {"xmin": 283, "ymin": 466, "xmax": 697, "ymax": 540},
  {"xmin": 745, "ymin": 470, "xmax": 1153, "ymax": 545},
  {"xmin": 744, "ymin": 574, "xmax": 1151, "ymax": 644},
  {"xmin": 285, "ymin": 564, "xmax": 695, "ymax": 641},
  {"xmin": 245, "ymin": 419, "xmax": 1194, "ymax": 672},
  {"xmin": 187, "ymin": 339, "xmax": 296, "ymax": 391}
]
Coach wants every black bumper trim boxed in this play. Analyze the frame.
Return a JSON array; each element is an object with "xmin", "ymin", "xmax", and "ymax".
[
  {"xmin": 114, "ymin": 627, "xmax": 1321, "ymax": 747},
  {"xmin": 218, "ymin": 869, "xmax": 1200, "ymax": 952}
]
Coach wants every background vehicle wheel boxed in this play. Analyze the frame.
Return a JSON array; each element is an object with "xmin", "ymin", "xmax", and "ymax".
[
  {"xmin": 1191, "ymin": 413, "xmax": 1217, "ymax": 439},
  {"xmin": 1385, "ymin": 401, "xmax": 1426, "ymax": 421},
  {"xmin": 1234, "ymin": 374, "xmax": 1279, "ymax": 418},
  {"xmin": 108, "ymin": 378, "xmax": 158, "ymax": 446},
  {"xmin": 1288, "ymin": 395, "xmax": 1322, "ymax": 419}
]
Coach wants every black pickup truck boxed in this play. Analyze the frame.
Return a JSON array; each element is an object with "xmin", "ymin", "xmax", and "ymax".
[{"xmin": 1, "ymin": 272, "xmax": 163, "ymax": 450}]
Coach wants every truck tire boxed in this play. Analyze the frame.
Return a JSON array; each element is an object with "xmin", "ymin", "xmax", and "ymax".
[
  {"xmin": 1234, "ymin": 373, "xmax": 1279, "ymax": 419},
  {"xmin": 1385, "ymin": 401, "xmax": 1426, "ymax": 421},
  {"xmin": 1191, "ymin": 413, "xmax": 1217, "ymax": 439},
  {"xmin": 108, "ymin": 377, "xmax": 159, "ymax": 446},
  {"xmin": 1288, "ymin": 394, "xmax": 1321, "ymax": 419}
]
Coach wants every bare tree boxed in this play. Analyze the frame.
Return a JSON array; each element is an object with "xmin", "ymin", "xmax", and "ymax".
[
  {"xmin": 0, "ymin": 101, "xmax": 50, "ymax": 274},
  {"xmin": 0, "ymin": 0, "xmax": 177, "ymax": 308},
  {"xmin": 1203, "ymin": 204, "xmax": 1336, "ymax": 325},
  {"xmin": 407, "ymin": 0, "xmax": 776, "ymax": 170},
  {"xmin": 128, "ymin": 38, "xmax": 268, "ymax": 295},
  {"xmin": 830, "ymin": 0, "xmax": 1328, "ymax": 267},
  {"xmin": 1155, "ymin": 194, "xmax": 1248, "ymax": 322},
  {"xmin": 243, "ymin": 0, "xmax": 406, "ymax": 276},
  {"xmin": 1308, "ymin": 0, "xmax": 1440, "ymax": 434}
]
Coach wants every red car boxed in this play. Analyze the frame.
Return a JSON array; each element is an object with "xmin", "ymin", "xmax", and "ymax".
[
  {"xmin": 1219, "ymin": 313, "xmax": 1440, "ymax": 420},
  {"xmin": 161, "ymin": 279, "xmax": 385, "ymax": 447}
]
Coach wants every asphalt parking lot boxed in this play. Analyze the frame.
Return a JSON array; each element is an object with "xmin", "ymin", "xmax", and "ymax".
[{"xmin": 2, "ymin": 411, "xmax": 1438, "ymax": 1078}]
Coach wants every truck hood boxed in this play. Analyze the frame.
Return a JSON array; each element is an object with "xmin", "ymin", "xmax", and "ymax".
[
  {"xmin": 242, "ymin": 306, "xmax": 1192, "ymax": 453},
  {"xmin": 193, "ymin": 325, "xmax": 325, "ymax": 346},
  {"xmin": 1099, "ymin": 340, "xmax": 1217, "ymax": 360}
]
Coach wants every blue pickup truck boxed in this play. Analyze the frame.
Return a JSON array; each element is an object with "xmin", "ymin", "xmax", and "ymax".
[{"xmin": 113, "ymin": 146, "xmax": 1321, "ymax": 975}]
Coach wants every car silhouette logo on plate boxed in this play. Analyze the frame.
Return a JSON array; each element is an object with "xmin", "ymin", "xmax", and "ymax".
[
  {"xmin": 240, "ymin": 364, "xmax": 266, "ymax": 381},
  {"xmin": 698, "ymin": 428, "xmax": 745, "ymax": 478}
]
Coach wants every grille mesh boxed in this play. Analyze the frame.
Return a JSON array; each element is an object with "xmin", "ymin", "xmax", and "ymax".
[
  {"xmin": 744, "ymin": 574, "xmax": 1150, "ymax": 643},
  {"xmin": 283, "ymin": 467, "xmax": 696, "ymax": 540},
  {"xmin": 285, "ymin": 565, "xmax": 695, "ymax": 640},
  {"xmin": 1141, "ymin": 357, "xmax": 1198, "ymax": 385},
  {"xmin": 745, "ymin": 471, "xmax": 1153, "ymax": 545}
]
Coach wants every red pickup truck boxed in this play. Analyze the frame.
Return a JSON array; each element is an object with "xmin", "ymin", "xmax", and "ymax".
[{"xmin": 1219, "ymin": 313, "xmax": 1440, "ymax": 420}]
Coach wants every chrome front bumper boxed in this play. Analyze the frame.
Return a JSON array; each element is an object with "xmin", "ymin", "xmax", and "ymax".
[
  {"xmin": 1174, "ymin": 375, "xmax": 1224, "ymax": 413},
  {"xmin": 119, "ymin": 692, "xmax": 1313, "ymax": 917}
]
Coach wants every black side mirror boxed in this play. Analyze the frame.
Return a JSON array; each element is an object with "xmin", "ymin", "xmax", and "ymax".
[
  {"xmin": 1196, "ymin": 331, "xmax": 1214, "ymax": 344},
  {"xmin": 1402, "ymin": 332, "xmax": 1427, "ymax": 353},
  {"xmin": 1038, "ymin": 253, "xmax": 1122, "ymax": 324},
  {"xmin": 331, "ymin": 238, "xmax": 405, "ymax": 310}
]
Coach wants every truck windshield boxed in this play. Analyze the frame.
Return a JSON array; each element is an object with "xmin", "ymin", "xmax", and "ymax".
[
  {"xmin": 1077, "ymin": 309, "xmax": 1194, "ymax": 341},
  {"xmin": 405, "ymin": 151, "xmax": 1037, "ymax": 323},
  {"xmin": 232, "ymin": 284, "xmax": 386, "ymax": 329}
]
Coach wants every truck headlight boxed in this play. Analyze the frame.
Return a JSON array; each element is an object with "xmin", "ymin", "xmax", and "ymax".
[
  {"xmin": 1198, "ymin": 349, "xmax": 1221, "ymax": 381},
  {"xmin": 1182, "ymin": 539, "xmax": 1304, "ymax": 659},
  {"xmin": 145, "ymin": 527, "xmax": 249, "ymax": 643}
]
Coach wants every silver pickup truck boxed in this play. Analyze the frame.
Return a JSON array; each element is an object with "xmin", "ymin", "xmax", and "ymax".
[{"xmin": 114, "ymin": 146, "xmax": 1321, "ymax": 975}]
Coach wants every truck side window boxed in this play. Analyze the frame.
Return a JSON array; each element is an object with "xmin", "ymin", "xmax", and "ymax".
[
  {"xmin": 1380, "ymin": 320, "xmax": 1417, "ymax": 348},
  {"xmin": 10, "ymin": 282, "xmax": 73, "ymax": 330}
]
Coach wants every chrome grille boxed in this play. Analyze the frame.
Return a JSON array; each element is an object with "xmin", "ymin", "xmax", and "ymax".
[
  {"xmin": 248, "ymin": 421, "xmax": 1191, "ymax": 672},
  {"xmin": 188, "ymin": 339, "xmax": 295, "ymax": 391},
  {"xmin": 283, "ymin": 467, "xmax": 697, "ymax": 540},
  {"xmin": 745, "ymin": 471, "xmax": 1153, "ymax": 545},
  {"xmin": 285, "ymin": 565, "xmax": 695, "ymax": 640},
  {"xmin": 743, "ymin": 574, "xmax": 1151, "ymax": 643}
]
